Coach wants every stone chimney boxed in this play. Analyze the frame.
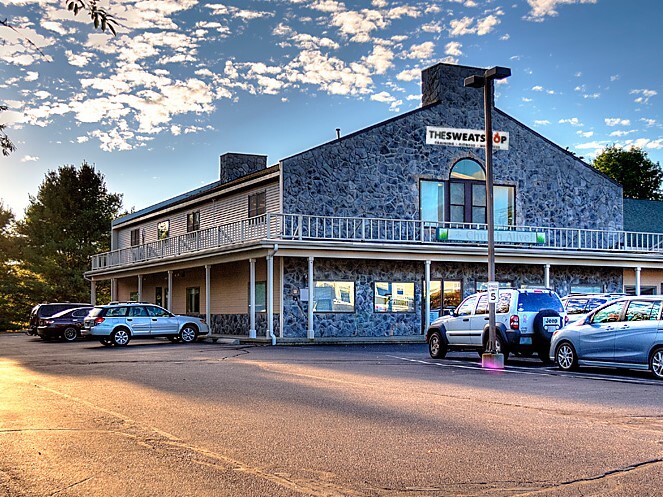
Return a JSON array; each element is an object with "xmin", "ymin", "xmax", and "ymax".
[
  {"xmin": 421, "ymin": 63, "xmax": 493, "ymax": 109},
  {"xmin": 219, "ymin": 153, "xmax": 267, "ymax": 184}
]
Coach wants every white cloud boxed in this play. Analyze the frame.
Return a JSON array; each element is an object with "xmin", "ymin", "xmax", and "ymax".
[
  {"xmin": 406, "ymin": 42, "xmax": 434, "ymax": 59},
  {"xmin": 524, "ymin": 0, "xmax": 598, "ymax": 22},
  {"xmin": 20, "ymin": 155, "xmax": 38, "ymax": 162},
  {"xmin": 622, "ymin": 138, "xmax": 663, "ymax": 150},
  {"xmin": 24, "ymin": 71, "xmax": 38, "ymax": 82},
  {"xmin": 640, "ymin": 118, "xmax": 657, "ymax": 127},
  {"xmin": 577, "ymin": 130, "xmax": 594, "ymax": 138},
  {"xmin": 610, "ymin": 74, "xmax": 620, "ymax": 82},
  {"xmin": 609, "ymin": 130, "xmax": 636, "ymax": 137},
  {"xmin": 605, "ymin": 118, "xmax": 631, "ymax": 126},
  {"xmin": 630, "ymin": 88, "xmax": 657, "ymax": 104},
  {"xmin": 534, "ymin": 120, "xmax": 550, "ymax": 125},
  {"xmin": 364, "ymin": 45, "xmax": 395, "ymax": 74},
  {"xmin": 396, "ymin": 68, "xmax": 420, "ymax": 82},
  {"xmin": 371, "ymin": 91, "xmax": 395, "ymax": 103},
  {"xmin": 559, "ymin": 117, "xmax": 582, "ymax": 126},
  {"xmin": 445, "ymin": 41, "xmax": 463, "ymax": 57}
]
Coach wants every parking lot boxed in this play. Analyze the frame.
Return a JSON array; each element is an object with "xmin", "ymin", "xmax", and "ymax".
[{"xmin": 1, "ymin": 333, "xmax": 662, "ymax": 497}]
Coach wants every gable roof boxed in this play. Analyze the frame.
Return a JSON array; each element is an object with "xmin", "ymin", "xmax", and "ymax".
[{"xmin": 623, "ymin": 198, "xmax": 663, "ymax": 233}]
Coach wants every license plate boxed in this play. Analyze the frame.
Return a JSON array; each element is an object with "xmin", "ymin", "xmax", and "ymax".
[{"xmin": 520, "ymin": 337, "xmax": 532, "ymax": 345}]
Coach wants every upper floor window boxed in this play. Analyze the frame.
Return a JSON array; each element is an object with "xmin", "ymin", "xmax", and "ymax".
[
  {"xmin": 157, "ymin": 220, "xmax": 170, "ymax": 240},
  {"xmin": 248, "ymin": 191, "xmax": 266, "ymax": 219},
  {"xmin": 130, "ymin": 228, "xmax": 140, "ymax": 247},
  {"xmin": 187, "ymin": 211, "xmax": 200, "ymax": 232},
  {"xmin": 420, "ymin": 158, "xmax": 515, "ymax": 226}
]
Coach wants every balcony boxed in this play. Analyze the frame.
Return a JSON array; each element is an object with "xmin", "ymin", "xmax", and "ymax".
[{"xmin": 90, "ymin": 213, "xmax": 663, "ymax": 272}]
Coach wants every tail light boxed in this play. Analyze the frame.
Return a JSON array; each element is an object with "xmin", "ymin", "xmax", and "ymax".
[
  {"xmin": 509, "ymin": 315, "xmax": 519, "ymax": 330},
  {"xmin": 94, "ymin": 317, "xmax": 105, "ymax": 325},
  {"xmin": 45, "ymin": 320, "xmax": 54, "ymax": 325}
]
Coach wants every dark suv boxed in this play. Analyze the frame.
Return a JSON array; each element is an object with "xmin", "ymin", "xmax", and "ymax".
[{"xmin": 28, "ymin": 302, "xmax": 91, "ymax": 337}]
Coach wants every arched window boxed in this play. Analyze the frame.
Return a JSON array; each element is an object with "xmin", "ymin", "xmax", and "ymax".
[{"xmin": 420, "ymin": 158, "xmax": 515, "ymax": 226}]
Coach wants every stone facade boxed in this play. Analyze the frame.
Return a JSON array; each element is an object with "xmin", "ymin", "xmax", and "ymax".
[
  {"xmin": 280, "ymin": 257, "xmax": 622, "ymax": 339},
  {"xmin": 281, "ymin": 63, "xmax": 623, "ymax": 230},
  {"xmin": 210, "ymin": 313, "xmax": 280, "ymax": 337},
  {"xmin": 219, "ymin": 153, "xmax": 267, "ymax": 184}
]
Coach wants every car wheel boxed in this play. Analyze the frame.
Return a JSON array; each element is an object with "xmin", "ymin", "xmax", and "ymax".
[
  {"xmin": 650, "ymin": 348, "xmax": 663, "ymax": 380},
  {"xmin": 62, "ymin": 327, "xmax": 78, "ymax": 342},
  {"xmin": 99, "ymin": 338, "xmax": 112, "ymax": 346},
  {"xmin": 428, "ymin": 331, "xmax": 447, "ymax": 359},
  {"xmin": 556, "ymin": 342, "xmax": 578, "ymax": 371},
  {"xmin": 111, "ymin": 329, "xmax": 130, "ymax": 346},
  {"xmin": 179, "ymin": 325, "xmax": 198, "ymax": 344}
]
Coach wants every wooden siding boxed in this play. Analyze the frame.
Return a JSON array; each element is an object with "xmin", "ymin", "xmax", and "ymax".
[
  {"xmin": 116, "ymin": 181, "xmax": 280, "ymax": 250},
  {"xmin": 113, "ymin": 259, "xmax": 282, "ymax": 314}
]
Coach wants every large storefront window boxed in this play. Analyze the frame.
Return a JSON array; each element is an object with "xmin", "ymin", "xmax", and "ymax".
[
  {"xmin": 374, "ymin": 282, "xmax": 415, "ymax": 313},
  {"xmin": 420, "ymin": 158, "xmax": 515, "ymax": 226},
  {"xmin": 314, "ymin": 281, "xmax": 355, "ymax": 312},
  {"xmin": 247, "ymin": 282, "xmax": 266, "ymax": 312},
  {"xmin": 428, "ymin": 280, "xmax": 461, "ymax": 322}
]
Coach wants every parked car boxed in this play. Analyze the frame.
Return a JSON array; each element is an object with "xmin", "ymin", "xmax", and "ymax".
[
  {"xmin": 561, "ymin": 293, "xmax": 626, "ymax": 324},
  {"xmin": 426, "ymin": 289, "xmax": 567, "ymax": 362},
  {"xmin": 82, "ymin": 302, "xmax": 210, "ymax": 346},
  {"xmin": 28, "ymin": 302, "xmax": 91, "ymax": 336},
  {"xmin": 550, "ymin": 295, "xmax": 663, "ymax": 379},
  {"xmin": 36, "ymin": 306, "xmax": 94, "ymax": 341}
]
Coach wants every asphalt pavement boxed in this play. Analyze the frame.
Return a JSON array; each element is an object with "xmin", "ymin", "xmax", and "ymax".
[{"xmin": 1, "ymin": 333, "xmax": 661, "ymax": 497}]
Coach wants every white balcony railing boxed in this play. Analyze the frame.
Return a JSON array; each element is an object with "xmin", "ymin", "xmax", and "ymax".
[{"xmin": 90, "ymin": 213, "xmax": 663, "ymax": 271}]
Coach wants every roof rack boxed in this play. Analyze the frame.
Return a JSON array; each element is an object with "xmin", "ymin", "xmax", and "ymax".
[{"xmin": 107, "ymin": 301, "xmax": 151, "ymax": 305}]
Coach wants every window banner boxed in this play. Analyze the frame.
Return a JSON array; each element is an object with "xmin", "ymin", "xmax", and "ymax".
[{"xmin": 436, "ymin": 228, "xmax": 545, "ymax": 244}]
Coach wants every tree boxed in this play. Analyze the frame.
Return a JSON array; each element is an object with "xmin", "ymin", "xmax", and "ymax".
[
  {"xmin": 18, "ymin": 162, "xmax": 122, "ymax": 303},
  {"xmin": 0, "ymin": 201, "xmax": 50, "ymax": 330},
  {"xmin": 592, "ymin": 145, "xmax": 663, "ymax": 200}
]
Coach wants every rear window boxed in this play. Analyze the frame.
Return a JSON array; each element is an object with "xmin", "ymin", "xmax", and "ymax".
[
  {"xmin": 564, "ymin": 298, "xmax": 588, "ymax": 315},
  {"xmin": 88, "ymin": 307, "xmax": 105, "ymax": 317},
  {"xmin": 517, "ymin": 292, "xmax": 564, "ymax": 312}
]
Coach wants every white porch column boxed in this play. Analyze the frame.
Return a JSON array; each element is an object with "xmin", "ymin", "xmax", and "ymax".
[
  {"xmin": 308, "ymin": 256, "xmax": 314, "ymax": 340},
  {"xmin": 267, "ymin": 254, "xmax": 275, "ymax": 344},
  {"xmin": 635, "ymin": 267, "xmax": 641, "ymax": 296},
  {"xmin": 544, "ymin": 264, "xmax": 551, "ymax": 289},
  {"xmin": 205, "ymin": 264, "xmax": 211, "ymax": 328},
  {"xmin": 249, "ymin": 259, "xmax": 257, "ymax": 339},
  {"xmin": 90, "ymin": 280, "xmax": 96, "ymax": 305},
  {"xmin": 137, "ymin": 274, "xmax": 143, "ymax": 302},
  {"xmin": 110, "ymin": 278, "xmax": 117, "ymax": 301},
  {"xmin": 424, "ymin": 260, "xmax": 431, "ymax": 329},
  {"xmin": 167, "ymin": 270, "xmax": 173, "ymax": 311}
]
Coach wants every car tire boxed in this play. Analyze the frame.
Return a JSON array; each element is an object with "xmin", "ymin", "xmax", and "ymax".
[
  {"xmin": 111, "ymin": 329, "xmax": 130, "ymax": 346},
  {"xmin": 650, "ymin": 347, "xmax": 663, "ymax": 380},
  {"xmin": 62, "ymin": 327, "xmax": 78, "ymax": 342},
  {"xmin": 99, "ymin": 338, "xmax": 112, "ymax": 346},
  {"xmin": 428, "ymin": 331, "xmax": 447, "ymax": 359},
  {"xmin": 179, "ymin": 325, "xmax": 198, "ymax": 344},
  {"xmin": 556, "ymin": 341, "xmax": 578, "ymax": 371}
]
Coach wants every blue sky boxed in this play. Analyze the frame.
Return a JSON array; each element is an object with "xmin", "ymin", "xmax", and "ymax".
[{"xmin": 1, "ymin": 0, "xmax": 661, "ymax": 217}]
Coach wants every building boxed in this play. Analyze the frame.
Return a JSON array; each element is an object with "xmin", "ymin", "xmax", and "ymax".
[{"xmin": 85, "ymin": 62, "xmax": 663, "ymax": 343}]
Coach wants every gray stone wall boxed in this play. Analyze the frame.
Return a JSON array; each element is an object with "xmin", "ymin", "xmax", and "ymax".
[
  {"xmin": 281, "ymin": 257, "xmax": 622, "ymax": 339},
  {"xmin": 210, "ymin": 313, "xmax": 279, "ymax": 337},
  {"xmin": 219, "ymin": 153, "xmax": 267, "ymax": 184},
  {"xmin": 281, "ymin": 63, "xmax": 623, "ymax": 230}
]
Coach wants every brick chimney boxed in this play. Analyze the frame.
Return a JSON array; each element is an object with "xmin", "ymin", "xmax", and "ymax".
[
  {"xmin": 219, "ymin": 153, "xmax": 267, "ymax": 184},
  {"xmin": 421, "ymin": 63, "xmax": 492, "ymax": 109}
]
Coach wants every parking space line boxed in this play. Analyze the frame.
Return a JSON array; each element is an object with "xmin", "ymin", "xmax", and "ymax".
[{"xmin": 387, "ymin": 355, "xmax": 663, "ymax": 386}]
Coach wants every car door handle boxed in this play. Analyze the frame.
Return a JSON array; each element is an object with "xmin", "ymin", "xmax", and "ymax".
[
  {"xmin": 152, "ymin": 318, "xmax": 157, "ymax": 321},
  {"xmin": 462, "ymin": 318, "xmax": 470, "ymax": 322},
  {"xmin": 484, "ymin": 317, "xmax": 489, "ymax": 320},
  {"xmin": 127, "ymin": 318, "xmax": 133, "ymax": 321}
]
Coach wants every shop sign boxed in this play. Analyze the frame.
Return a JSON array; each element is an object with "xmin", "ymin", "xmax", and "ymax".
[
  {"xmin": 426, "ymin": 126, "xmax": 509, "ymax": 150},
  {"xmin": 436, "ymin": 228, "xmax": 545, "ymax": 244}
]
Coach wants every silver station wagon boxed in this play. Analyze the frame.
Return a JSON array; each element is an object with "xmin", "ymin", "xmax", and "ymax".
[
  {"xmin": 83, "ymin": 302, "xmax": 209, "ymax": 346},
  {"xmin": 550, "ymin": 296, "xmax": 663, "ymax": 379}
]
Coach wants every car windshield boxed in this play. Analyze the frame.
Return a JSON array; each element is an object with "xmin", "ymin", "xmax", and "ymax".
[
  {"xmin": 565, "ymin": 298, "xmax": 588, "ymax": 315},
  {"xmin": 517, "ymin": 292, "xmax": 564, "ymax": 312}
]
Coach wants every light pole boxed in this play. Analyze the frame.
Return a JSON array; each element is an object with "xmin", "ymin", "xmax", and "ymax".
[{"xmin": 464, "ymin": 66, "xmax": 511, "ymax": 369}]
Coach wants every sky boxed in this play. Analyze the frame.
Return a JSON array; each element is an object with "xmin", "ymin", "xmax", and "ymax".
[{"xmin": 1, "ymin": 0, "xmax": 661, "ymax": 218}]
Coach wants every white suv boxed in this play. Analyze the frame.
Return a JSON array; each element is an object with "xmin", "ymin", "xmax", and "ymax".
[{"xmin": 426, "ymin": 289, "xmax": 567, "ymax": 362}]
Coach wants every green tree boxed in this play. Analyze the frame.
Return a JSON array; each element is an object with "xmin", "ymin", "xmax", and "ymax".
[
  {"xmin": 18, "ymin": 162, "xmax": 122, "ymax": 303},
  {"xmin": 592, "ymin": 145, "xmax": 663, "ymax": 200},
  {"xmin": 0, "ymin": 202, "xmax": 50, "ymax": 330}
]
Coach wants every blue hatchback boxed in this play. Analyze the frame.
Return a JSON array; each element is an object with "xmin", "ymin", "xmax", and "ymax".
[{"xmin": 550, "ymin": 296, "xmax": 663, "ymax": 379}]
